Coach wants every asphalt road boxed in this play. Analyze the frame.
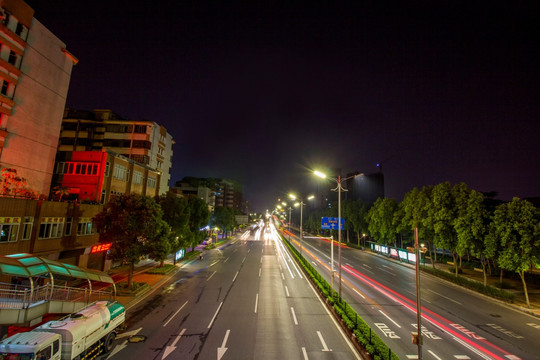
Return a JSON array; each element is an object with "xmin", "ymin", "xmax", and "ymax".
[
  {"xmin": 106, "ymin": 222, "xmax": 361, "ymax": 360},
  {"xmin": 287, "ymin": 226, "xmax": 540, "ymax": 360}
]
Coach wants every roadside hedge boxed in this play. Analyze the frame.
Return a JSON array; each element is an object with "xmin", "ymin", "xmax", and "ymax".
[{"xmin": 280, "ymin": 234, "xmax": 400, "ymax": 360}]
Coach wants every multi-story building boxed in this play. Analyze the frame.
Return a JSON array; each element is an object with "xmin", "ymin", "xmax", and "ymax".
[
  {"xmin": 173, "ymin": 182, "xmax": 216, "ymax": 211},
  {"xmin": 52, "ymin": 149, "xmax": 161, "ymax": 203},
  {"xmin": 176, "ymin": 177, "xmax": 244, "ymax": 213},
  {"xmin": 58, "ymin": 108, "xmax": 174, "ymax": 195},
  {"xmin": 0, "ymin": 0, "xmax": 77, "ymax": 196}
]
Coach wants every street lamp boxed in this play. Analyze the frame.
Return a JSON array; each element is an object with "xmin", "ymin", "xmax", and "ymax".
[
  {"xmin": 314, "ymin": 170, "xmax": 363, "ymax": 299},
  {"xmin": 289, "ymin": 193, "xmax": 314, "ymax": 256}
]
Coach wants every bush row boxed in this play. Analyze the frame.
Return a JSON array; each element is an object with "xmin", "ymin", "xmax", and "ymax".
[{"xmin": 280, "ymin": 235, "xmax": 400, "ymax": 360}]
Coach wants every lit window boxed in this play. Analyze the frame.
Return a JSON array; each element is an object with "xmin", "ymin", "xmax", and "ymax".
[
  {"xmin": 38, "ymin": 218, "xmax": 64, "ymax": 239},
  {"xmin": 21, "ymin": 217, "xmax": 33, "ymax": 240}
]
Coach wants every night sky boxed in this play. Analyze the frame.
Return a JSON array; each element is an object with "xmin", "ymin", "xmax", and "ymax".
[{"xmin": 28, "ymin": 1, "xmax": 540, "ymax": 211}]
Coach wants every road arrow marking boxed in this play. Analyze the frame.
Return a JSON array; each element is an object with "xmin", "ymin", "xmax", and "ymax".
[
  {"xmin": 161, "ymin": 328, "xmax": 186, "ymax": 360},
  {"xmin": 217, "ymin": 329, "xmax": 230, "ymax": 360}
]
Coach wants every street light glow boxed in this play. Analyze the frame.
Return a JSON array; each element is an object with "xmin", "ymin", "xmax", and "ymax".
[
  {"xmin": 282, "ymin": 202, "xmax": 287, "ymax": 206},
  {"xmin": 289, "ymin": 193, "xmax": 297, "ymax": 200},
  {"xmin": 307, "ymin": 195, "xmax": 315, "ymax": 200},
  {"xmin": 314, "ymin": 170, "xmax": 327, "ymax": 179},
  {"xmin": 294, "ymin": 202, "xmax": 300, "ymax": 207}
]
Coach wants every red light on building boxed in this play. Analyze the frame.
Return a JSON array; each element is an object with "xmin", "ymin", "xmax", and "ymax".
[{"xmin": 90, "ymin": 243, "xmax": 111, "ymax": 253}]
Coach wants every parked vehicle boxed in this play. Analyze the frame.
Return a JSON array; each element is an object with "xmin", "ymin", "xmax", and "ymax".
[{"xmin": 0, "ymin": 301, "xmax": 125, "ymax": 360}]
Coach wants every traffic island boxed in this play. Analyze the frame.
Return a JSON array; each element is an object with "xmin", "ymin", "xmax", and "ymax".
[{"xmin": 116, "ymin": 281, "xmax": 150, "ymax": 296}]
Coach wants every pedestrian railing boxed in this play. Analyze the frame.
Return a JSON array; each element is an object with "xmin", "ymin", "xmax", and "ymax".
[{"xmin": 0, "ymin": 282, "xmax": 113, "ymax": 309}]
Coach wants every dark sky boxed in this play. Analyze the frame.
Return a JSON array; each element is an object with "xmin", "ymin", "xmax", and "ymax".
[{"xmin": 28, "ymin": 1, "xmax": 540, "ymax": 211}]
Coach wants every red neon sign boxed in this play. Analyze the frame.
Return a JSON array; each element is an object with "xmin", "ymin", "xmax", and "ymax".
[{"xmin": 90, "ymin": 243, "xmax": 111, "ymax": 253}]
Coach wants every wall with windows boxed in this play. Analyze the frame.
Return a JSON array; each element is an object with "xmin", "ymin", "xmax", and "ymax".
[{"xmin": 0, "ymin": 4, "xmax": 77, "ymax": 196}]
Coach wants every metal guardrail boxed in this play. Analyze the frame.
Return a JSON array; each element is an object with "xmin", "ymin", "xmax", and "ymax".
[{"xmin": 0, "ymin": 282, "xmax": 113, "ymax": 309}]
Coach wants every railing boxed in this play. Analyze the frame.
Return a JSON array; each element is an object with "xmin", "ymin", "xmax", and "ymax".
[{"xmin": 0, "ymin": 282, "xmax": 113, "ymax": 309}]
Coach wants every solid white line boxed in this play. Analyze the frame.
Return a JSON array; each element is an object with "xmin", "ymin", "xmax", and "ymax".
[
  {"xmin": 163, "ymin": 301, "xmax": 188, "ymax": 327},
  {"xmin": 207, "ymin": 302, "xmax": 223, "ymax": 328},
  {"xmin": 285, "ymin": 285, "xmax": 290, "ymax": 297},
  {"xmin": 428, "ymin": 350, "xmax": 443, "ymax": 360},
  {"xmin": 302, "ymin": 347, "xmax": 309, "ymax": 360},
  {"xmin": 290, "ymin": 307, "xmax": 298, "ymax": 325},
  {"xmin": 317, "ymin": 331, "xmax": 332, "ymax": 351},
  {"xmin": 207, "ymin": 270, "xmax": 216, "ymax": 281},
  {"xmin": 378, "ymin": 309, "xmax": 401, "ymax": 328},
  {"xmin": 254, "ymin": 293, "xmax": 259, "ymax": 313},
  {"xmin": 232, "ymin": 271, "xmax": 239, "ymax": 282}
]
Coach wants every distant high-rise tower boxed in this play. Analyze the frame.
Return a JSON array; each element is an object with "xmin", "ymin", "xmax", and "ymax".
[{"xmin": 0, "ymin": 0, "xmax": 77, "ymax": 196}]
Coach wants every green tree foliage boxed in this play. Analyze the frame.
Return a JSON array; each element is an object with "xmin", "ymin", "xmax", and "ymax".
[
  {"xmin": 366, "ymin": 198, "xmax": 397, "ymax": 245},
  {"xmin": 92, "ymin": 194, "xmax": 165, "ymax": 289},
  {"xmin": 342, "ymin": 199, "xmax": 369, "ymax": 245},
  {"xmin": 488, "ymin": 198, "xmax": 539, "ymax": 307},
  {"xmin": 158, "ymin": 191, "xmax": 190, "ymax": 251},
  {"xmin": 186, "ymin": 197, "xmax": 210, "ymax": 249},
  {"xmin": 147, "ymin": 218, "xmax": 173, "ymax": 267},
  {"xmin": 454, "ymin": 188, "xmax": 489, "ymax": 284},
  {"xmin": 211, "ymin": 206, "xmax": 236, "ymax": 236}
]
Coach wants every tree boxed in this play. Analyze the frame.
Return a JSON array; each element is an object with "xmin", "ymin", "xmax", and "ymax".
[
  {"xmin": 366, "ymin": 198, "xmax": 398, "ymax": 245},
  {"xmin": 147, "ymin": 219, "xmax": 174, "ymax": 267},
  {"xmin": 211, "ymin": 206, "xmax": 236, "ymax": 237},
  {"xmin": 158, "ymin": 192, "xmax": 190, "ymax": 253},
  {"xmin": 342, "ymin": 199, "xmax": 369, "ymax": 245},
  {"xmin": 488, "ymin": 198, "xmax": 539, "ymax": 307},
  {"xmin": 186, "ymin": 197, "xmax": 210, "ymax": 249},
  {"xmin": 93, "ymin": 193, "xmax": 165, "ymax": 289},
  {"xmin": 454, "ymin": 188, "xmax": 489, "ymax": 285}
]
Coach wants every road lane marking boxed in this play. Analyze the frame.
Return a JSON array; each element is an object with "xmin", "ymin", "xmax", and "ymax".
[
  {"xmin": 217, "ymin": 330, "xmax": 230, "ymax": 360},
  {"xmin": 161, "ymin": 328, "xmax": 187, "ymax": 360},
  {"xmin": 454, "ymin": 356, "xmax": 471, "ymax": 359},
  {"xmin": 428, "ymin": 350, "xmax": 443, "ymax": 360},
  {"xmin": 291, "ymin": 307, "xmax": 298, "ymax": 325},
  {"xmin": 285, "ymin": 285, "xmax": 290, "ymax": 297},
  {"xmin": 378, "ymin": 310, "xmax": 401, "ymax": 328},
  {"xmin": 281, "ymin": 272, "xmax": 285, "ymax": 280},
  {"xmin": 428, "ymin": 289, "xmax": 462, "ymax": 305},
  {"xmin": 232, "ymin": 271, "xmax": 239, "ymax": 282},
  {"xmin": 163, "ymin": 301, "xmax": 188, "ymax": 327},
  {"xmin": 317, "ymin": 331, "xmax": 332, "ymax": 351},
  {"xmin": 254, "ymin": 293, "xmax": 259, "ymax": 313},
  {"xmin": 247, "ymin": 248, "xmax": 250, "ymax": 253},
  {"xmin": 208, "ymin": 302, "xmax": 223, "ymax": 328},
  {"xmin": 302, "ymin": 347, "xmax": 309, "ymax": 360},
  {"xmin": 259, "ymin": 268, "xmax": 261, "ymax": 277},
  {"xmin": 207, "ymin": 270, "xmax": 216, "ymax": 281},
  {"xmin": 242, "ymin": 256, "xmax": 246, "ymax": 263},
  {"xmin": 224, "ymin": 257, "xmax": 229, "ymax": 263},
  {"xmin": 353, "ymin": 288, "xmax": 366, "ymax": 299},
  {"xmin": 363, "ymin": 264, "xmax": 372, "ymax": 269}
]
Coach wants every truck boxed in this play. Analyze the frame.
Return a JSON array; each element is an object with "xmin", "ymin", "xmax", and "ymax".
[{"xmin": 0, "ymin": 301, "xmax": 125, "ymax": 360}]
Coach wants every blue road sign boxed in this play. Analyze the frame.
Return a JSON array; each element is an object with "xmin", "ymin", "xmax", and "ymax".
[{"xmin": 321, "ymin": 217, "xmax": 345, "ymax": 230}]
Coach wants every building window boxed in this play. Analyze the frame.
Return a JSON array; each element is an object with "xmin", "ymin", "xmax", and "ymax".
[
  {"xmin": 21, "ymin": 217, "xmax": 33, "ymax": 240},
  {"xmin": 15, "ymin": 23, "xmax": 24, "ymax": 36},
  {"xmin": 100, "ymin": 190, "xmax": 106, "ymax": 204},
  {"xmin": 133, "ymin": 171, "xmax": 143, "ymax": 185},
  {"xmin": 113, "ymin": 164, "xmax": 127, "ymax": 180},
  {"xmin": 105, "ymin": 162, "xmax": 110, "ymax": 177},
  {"xmin": 134, "ymin": 125, "xmax": 147, "ymax": 133},
  {"xmin": 156, "ymin": 160, "xmax": 163, "ymax": 169},
  {"xmin": 0, "ymin": 222, "xmax": 19, "ymax": 242},
  {"xmin": 65, "ymin": 217, "xmax": 73, "ymax": 236},
  {"xmin": 1, "ymin": 80, "xmax": 9, "ymax": 96},
  {"xmin": 39, "ymin": 218, "xmax": 64, "ymax": 239},
  {"xmin": 8, "ymin": 50, "xmax": 17, "ymax": 66},
  {"xmin": 77, "ymin": 219, "xmax": 95, "ymax": 236},
  {"xmin": 148, "ymin": 177, "xmax": 156, "ymax": 188}
]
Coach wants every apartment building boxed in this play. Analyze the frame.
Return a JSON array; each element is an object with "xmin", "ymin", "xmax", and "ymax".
[
  {"xmin": 58, "ymin": 108, "xmax": 174, "ymax": 195},
  {"xmin": 0, "ymin": 0, "xmax": 77, "ymax": 196},
  {"xmin": 176, "ymin": 177, "xmax": 244, "ymax": 214}
]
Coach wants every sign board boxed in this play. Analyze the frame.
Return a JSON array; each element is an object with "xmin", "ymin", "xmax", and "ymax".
[
  {"xmin": 321, "ymin": 217, "xmax": 344, "ymax": 230},
  {"xmin": 90, "ymin": 243, "xmax": 111, "ymax": 253}
]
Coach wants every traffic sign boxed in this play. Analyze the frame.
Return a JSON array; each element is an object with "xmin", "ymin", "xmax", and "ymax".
[{"xmin": 321, "ymin": 217, "xmax": 344, "ymax": 230}]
